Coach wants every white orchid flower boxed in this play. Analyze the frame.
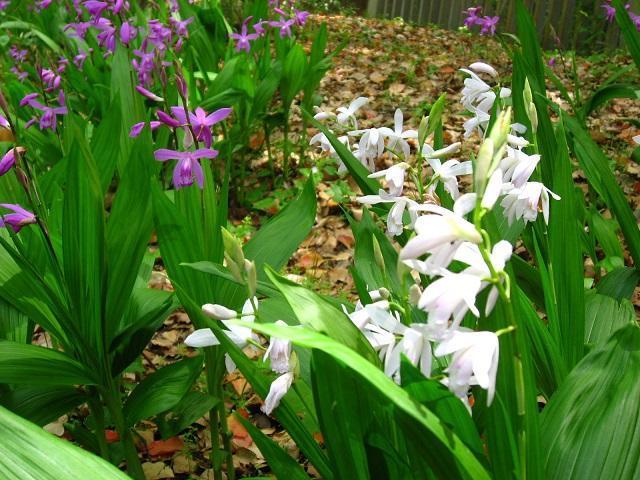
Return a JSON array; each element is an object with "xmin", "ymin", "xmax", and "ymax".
[
  {"xmin": 385, "ymin": 325, "xmax": 432, "ymax": 382},
  {"xmin": 368, "ymin": 162, "xmax": 409, "ymax": 197},
  {"xmin": 202, "ymin": 303, "xmax": 237, "ymax": 320},
  {"xmin": 418, "ymin": 272, "xmax": 483, "ymax": 337},
  {"xmin": 358, "ymin": 194, "xmax": 419, "ymax": 236},
  {"xmin": 454, "ymin": 240, "xmax": 513, "ymax": 315},
  {"xmin": 469, "ymin": 62, "xmax": 498, "ymax": 78},
  {"xmin": 435, "ymin": 329, "xmax": 499, "ymax": 405},
  {"xmin": 500, "ymin": 182, "xmax": 560, "ymax": 225},
  {"xmin": 399, "ymin": 206, "xmax": 482, "ymax": 261},
  {"xmin": 499, "ymin": 147, "xmax": 540, "ymax": 188},
  {"xmin": 422, "ymin": 143, "xmax": 471, "ymax": 199},
  {"xmin": 633, "ymin": 135, "xmax": 640, "ymax": 144},
  {"xmin": 459, "ymin": 69, "xmax": 492, "ymax": 109},
  {"xmin": 349, "ymin": 128, "xmax": 386, "ymax": 171},
  {"xmin": 336, "ymin": 96, "xmax": 368, "ymax": 128},
  {"xmin": 186, "ymin": 298, "xmax": 259, "ymax": 373},
  {"xmin": 377, "ymin": 109, "xmax": 418, "ymax": 159},
  {"xmin": 262, "ymin": 372, "xmax": 294, "ymax": 415},
  {"xmin": 263, "ymin": 320, "xmax": 292, "ymax": 374}
]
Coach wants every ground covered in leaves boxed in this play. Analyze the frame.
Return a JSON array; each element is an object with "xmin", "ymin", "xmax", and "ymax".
[{"xmin": 49, "ymin": 14, "xmax": 640, "ymax": 479}]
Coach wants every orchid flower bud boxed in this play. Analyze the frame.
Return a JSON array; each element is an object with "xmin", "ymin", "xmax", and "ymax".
[
  {"xmin": 224, "ymin": 252, "xmax": 244, "ymax": 283},
  {"xmin": 408, "ymin": 284, "xmax": 422, "ymax": 305},
  {"xmin": 372, "ymin": 235, "xmax": 385, "ymax": 273},
  {"xmin": 523, "ymin": 78, "xmax": 538, "ymax": 133},
  {"xmin": 222, "ymin": 228, "xmax": 245, "ymax": 267},
  {"xmin": 244, "ymin": 259, "xmax": 257, "ymax": 297},
  {"xmin": 418, "ymin": 115, "xmax": 429, "ymax": 147},
  {"xmin": 202, "ymin": 303, "xmax": 238, "ymax": 320}
]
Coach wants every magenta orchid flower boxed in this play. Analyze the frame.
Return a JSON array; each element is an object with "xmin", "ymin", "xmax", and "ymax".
[
  {"xmin": 0, "ymin": 204, "xmax": 36, "ymax": 232},
  {"xmin": 293, "ymin": 9, "xmax": 310, "ymax": 26},
  {"xmin": 230, "ymin": 18, "xmax": 260, "ymax": 53},
  {"xmin": 21, "ymin": 91, "xmax": 68, "ymax": 131},
  {"xmin": 154, "ymin": 148, "xmax": 218, "ymax": 189},
  {"xmin": 120, "ymin": 21, "xmax": 137, "ymax": 45},
  {"xmin": 169, "ymin": 106, "xmax": 232, "ymax": 148},
  {"xmin": 463, "ymin": 7, "xmax": 483, "ymax": 27},
  {"xmin": 269, "ymin": 16, "xmax": 295, "ymax": 38},
  {"xmin": 0, "ymin": 147, "xmax": 24, "ymax": 176},
  {"xmin": 480, "ymin": 16, "xmax": 500, "ymax": 35},
  {"xmin": 129, "ymin": 121, "xmax": 161, "ymax": 138}
]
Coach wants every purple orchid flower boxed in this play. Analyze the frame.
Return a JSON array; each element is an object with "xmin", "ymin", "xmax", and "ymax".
[
  {"xmin": 135, "ymin": 85, "xmax": 164, "ymax": 102},
  {"xmin": 40, "ymin": 68, "xmax": 62, "ymax": 92},
  {"xmin": 64, "ymin": 22, "xmax": 92, "ymax": 40},
  {"xmin": 463, "ymin": 7, "xmax": 483, "ymax": 27},
  {"xmin": 0, "ymin": 204, "xmax": 36, "ymax": 232},
  {"xmin": 230, "ymin": 17, "xmax": 260, "ymax": 53},
  {"xmin": 84, "ymin": 0, "xmax": 109, "ymax": 20},
  {"xmin": 253, "ymin": 20, "xmax": 267, "ymax": 36},
  {"xmin": 0, "ymin": 1, "xmax": 10, "ymax": 11},
  {"xmin": 95, "ymin": 18, "xmax": 117, "ymax": 53},
  {"xmin": 10, "ymin": 67, "xmax": 27, "ymax": 82},
  {"xmin": 74, "ymin": 49, "xmax": 92, "ymax": 69},
  {"xmin": 0, "ymin": 147, "xmax": 24, "ymax": 176},
  {"xmin": 153, "ymin": 148, "xmax": 218, "ymax": 189},
  {"xmin": 479, "ymin": 16, "xmax": 499, "ymax": 35},
  {"xmin": 120, "ymin": 21, "xmax": 137, "ymax": 45},
  {"xmin": 21, "ymin": 91, "xmax": 68, "ymax": 131},
  {"xmin": 269, "ymin": 16, "xmax": 295, "ymax": 38},
  {"xmin": 293, "ymin": 9, "xmax": 310, "ymax": 26},
  {"xmin": 0, "ymin": 114, "xmax": 9, "ymax": 129},
  {"xmin": 9, "ymin": 46, "xmax": 27, "ymax": 62},
  {"xmin": 129, "ymin": 120, "xmax": 161, "ymax": 138},
  {"xmin": 170, "ymin": 106, "xmax": 232, "ymax": 148}
]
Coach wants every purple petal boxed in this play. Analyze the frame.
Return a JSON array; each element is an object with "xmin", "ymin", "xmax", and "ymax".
[
  {"xmin": 205, "ymin": 107, "xmax": 232, "ymax": 126},
  {"xmin": 157, "ymin": 110, "xmax": 181, "ymax": 128},
  {"xmin": 170, "ymin": 106, "xmax": 189, "ymax": 124},
  {"xmin": 135, "ymin": 85, "xmax": 164, "ymax": 102},
  {"xmin": 154, "ymin": 149, "xmax": 184, "ymax": 161},
  {"xmin": 192, "ymin": 158, "xmax": 205, "ymax": 188},
  {"xmin": 191, "ymin": 148, "xmax": 219, "ymax": 160}
]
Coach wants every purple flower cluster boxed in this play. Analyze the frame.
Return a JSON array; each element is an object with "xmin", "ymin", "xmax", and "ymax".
[
  {"xmin": 130, "ymin": 84, "xmax": 233, "ymax": 190},
  {"xmin": 463, "ymin": 7, "xmax": 499, "ymax": 36},
  {"xmin": 602, "ymin": 1, "xmax": 640, "ymax": 30},
  {"xmin": 20, "ymin": 91, "xmax": 68, "ymax": 131},
  {"xmin": 9, "ymin": 46, "xmax": 28, "ymax": 82},
  {"xmin": 229, "ymin": 3, "xmax": 310, "ymax": 53}
]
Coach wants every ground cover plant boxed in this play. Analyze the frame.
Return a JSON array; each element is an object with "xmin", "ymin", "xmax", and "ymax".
[{"xmin": 0, "ymin": 0, "xmax": 639, "ymax": 479}]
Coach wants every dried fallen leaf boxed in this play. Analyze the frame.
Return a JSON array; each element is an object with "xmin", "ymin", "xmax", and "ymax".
[
  {"xmin": 142, "ymin": 461, "xmax": 175, "ymax": 480},
  {"xmin": 147, "ymin": 436, "xmax": 184, "ymax": 457}
]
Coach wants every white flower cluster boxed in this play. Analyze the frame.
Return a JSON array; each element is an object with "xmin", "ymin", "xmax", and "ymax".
[
  {"xmin": 311, "ymin": 62, "xmax": 560, "ymax": 408},
  {"xmin": 185, "ymin": 299, "xmax": 295, "ymax": 415}
]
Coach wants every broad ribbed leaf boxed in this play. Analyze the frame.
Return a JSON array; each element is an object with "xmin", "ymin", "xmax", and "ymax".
[
  {"xmin": 0, "ymin": 406, "xmax": 129, "ymax": 480},
  {"xmin": 563, "ymin": 113, "xmax": 640, "ymax": 267},
  {"xmin": 597, "ymin": 267, "xmax": 640, "ymax": 301},
  {"xmin": 549, "ymin": 119, "xmax": 584, "ymax": 368},
  {"xmin": 234, "ymin": 320, "xmax": 491, "ymax": 480},
  {"xmin": 62, "ymin": 120, "xmax": 105, "ymax": 356},
  {"xmin": 124, "ymin": 355, "xmax": 203, "ymax": 427},
  {"xmin": 0, "ymin": 385, "xmax": 86, "ymax": 426},
  {"xmin": 0, "ymin": 341, "xmax": 96, "ymax": 386},
  {"xmin": 580, "ymin": 84, "xmax": 640, "ymax": 117},
  {"xmin": 584, "ymin": 291, "xmax": 635, "ymax": 347},
  {"xmin": 613, "ymin": 0, "xmax": 640, "ymax": 72},
  {"xmin": 542, "ymin": 324, "xmax": 640, "ymax": 479}
]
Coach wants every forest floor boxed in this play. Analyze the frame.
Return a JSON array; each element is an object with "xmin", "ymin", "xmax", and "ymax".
[{"xmin": 60, "ymin": 13, "xmax": 640, "ymax": 479}]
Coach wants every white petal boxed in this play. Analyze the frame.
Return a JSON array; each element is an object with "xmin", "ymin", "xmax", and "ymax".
[
  {"xmin": 469, "ymin": 62, "xmax": 498, "ymax": 77},
  {"xmin": 185, "ymin": 328, "xmax": 220, "ymax": 348}
]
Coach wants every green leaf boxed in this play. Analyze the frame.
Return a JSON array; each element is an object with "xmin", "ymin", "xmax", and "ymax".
[
  {"xmin": 124, "ymin": 355, "xmax": 203, "ymax": 427},
  {"xmin": 613, "ymin": 0, "xmax": 640, "ymax": 73},
  {"xmin": 91, "ymin": 98, "xmax": 122, "ymax": 193},
  {"xmin": 548, "ymin": 119, "xmax": 584, "ymax": 368},
  {"xmin": 281, "ymin": 44, "xmax": 307, "ymax": 107},
  {"xmin": 157, "ymin": 391, "xmax": 218, "ymax": 439},
  {"xmin": 0, "ymin": 341, "xmax": 97, "ymax": 386},
  {"xmin": 244, "ymin": 176, "xmax": 316, "ymax": 282},
  {"xmin": 104, "ymin": 130, "xmax": 155, "ymax": 341},
  {"xmin": 563, "ymin": 112, "xmax": 640, "ymax": 267},
  {"xmin": 265, "ymin": 266, "xmax": 380, "ymax": 365},
  {"xmin": 0, "ymin": 386, "xmax": 86, "ymax": 426},
  {"xmin": 400, "ymin": 358, "xmax": 484, "ymax": 456},
  {"xmin": 0, "ymin": 21, "xmax": 61, "ymax": 53},
  {"xmin": 0, "ymin": 406, "xmax": 130, "ymax": 480},
  {"xmin": 596, "ymin": 267, "xmax": 640, "ymax": 301},
  {"xmin": 232, "ymin": 320, "xmax": 491, "ymax": 480},
  {"xmin": 580, "ymin": 84, "xmax": 640, "ymax": 117},
  {"xmin": 584, "ymin": 291, "xmax": 635, "ymax": 347},
  {"xmin": 236, "ymin": 414, "xmax": 311, "ymax": 480},
  {"xmin": 62, "ymin": 120, "xmax": 106, "ymax": 356},
  {"xmin": 0, "ymin": 297, "xmax": 31, "ymax": 343},
  {"xmin": 306, "ymin": 113, "xmax": 379, "ymax": 195},
  {"xmin": 541, "ymin": 324, "xmax": 640, "ymax": 479}
]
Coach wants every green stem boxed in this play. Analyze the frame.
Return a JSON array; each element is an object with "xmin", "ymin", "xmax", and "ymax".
[
  {"xmin": 283, "ymin": 110, "xmax": 290, "ymax": 180},
  {"xmin": 87, "ymin": 389, "xmax": 109, "ymax": 461},
  {"xmin": 473, "ymin": 204, "xmax": 527, "ymax": 480},
  {"xmin": 103, "ymin": 385, "xmax": 144, "ymax": 480}
]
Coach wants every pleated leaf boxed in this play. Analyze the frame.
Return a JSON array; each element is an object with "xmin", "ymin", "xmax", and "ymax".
[
  {"xmin": 542, "ymin": 324, "xmax": 640, "ymax": 479},
  {"xmin": 0, "ymin": 406, "xmax": 129, "ymax": 480}
]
